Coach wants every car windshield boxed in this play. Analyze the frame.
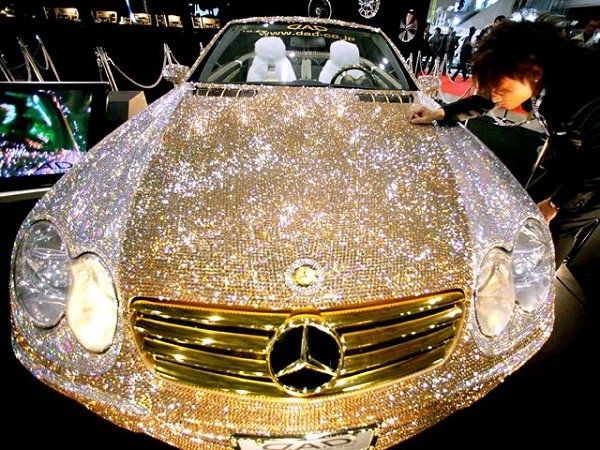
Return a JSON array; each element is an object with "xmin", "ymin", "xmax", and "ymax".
[{"xmin": 191, "ymin": 22, "xmax": 416, "ymax": 91}]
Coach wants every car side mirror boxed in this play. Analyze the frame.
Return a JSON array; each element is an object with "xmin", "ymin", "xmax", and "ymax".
[
  {"xmin": 416, "ymin": 75, "xmax": 440, "ymax": 98},
  {"xmin": 162, "ymin": 64, "xmax": 189, "ymax": 86}
]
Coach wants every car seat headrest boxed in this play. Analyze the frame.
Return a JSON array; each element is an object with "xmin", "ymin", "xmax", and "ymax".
[
  {"xmin": 254, "ymin": 36, "xmax": 287, "ymax": 62},
  {"xmin": 329, "ymin": 40, "xmax": 360, "ymax": 67}
]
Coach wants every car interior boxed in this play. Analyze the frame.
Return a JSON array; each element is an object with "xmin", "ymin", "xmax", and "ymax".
[{"xmin": 204, "ymin": 33, "xmax": 405, "ymax": 89}]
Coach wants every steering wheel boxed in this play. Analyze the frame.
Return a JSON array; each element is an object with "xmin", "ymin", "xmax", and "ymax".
[{"xmin": 330, "ymin": 65, "xmax": 378, "ymax": 86}]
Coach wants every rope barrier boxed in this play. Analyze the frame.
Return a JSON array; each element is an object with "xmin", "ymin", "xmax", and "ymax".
[
  {"xmin": 417, "ymin": 50, "xmax": 425, "ymax": 76},
  {"xmin": 21, "ymin": 36, "xmax": 62, "ymax": 81},
  {"xmin": 37, "ymin": 36, "xmax": 61, "ymax": 81},
  {"xmin": 456, "ymin": 83, "xmax": 475, "ymax": 100},
  {"xmin": 0, "ymin": 54, "xmax": 15, "ymax": 81},
  {"xmin": 15, "ymin": 36, "xmax": 60, "ymax": 81},
  {"xmin": 29, "ymin": 42, "xmax": 50, "ymax": 71},
  {"xmin": 24, "ymin": 57, "xmax": 32, "ymax": 81},
  {"xmin": 17, "ymin": 38, "xmax": 44, "ymax": 81},
  {"xmin": 405, "ymin": 53, "xmax": 413, "ymax": 75},
  {"xmin": 164, "ymin": 43, "xmax": 180, "ymax": 65},
  {"xmin": 107, "ymin": 52, "xmax": 167, "ymax": 89},
  {"xmin": 8, "ymin": 41, "xmax": 41, "ymax": 71},
  {"xmin": 96, "ymin": 43, "xmax": 183, "ymax": 90},
  {"xmin": 95, "ymin": 47, "xmax": 119, "ymax": 91}
]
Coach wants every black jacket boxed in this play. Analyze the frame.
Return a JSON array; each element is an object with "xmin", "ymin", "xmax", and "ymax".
[
  {"xmin": 458, "ymin": 38, "xmax": 473, "ymax": 62},
  {"xmin": 441, "ymin": 47, "xmax": 600, "ymax": 213}
]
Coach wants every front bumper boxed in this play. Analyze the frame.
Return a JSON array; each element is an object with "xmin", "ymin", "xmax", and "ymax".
[{"xmin": 12, "ymin": 292, "xmax": 553, "ymax": 449}]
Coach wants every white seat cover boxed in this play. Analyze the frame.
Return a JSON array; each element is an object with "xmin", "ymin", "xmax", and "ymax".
[
  {"xmin": 318, "ymin": 40, "xmax": 363, "ymax": 84},
  {"xmin": 246, "ymin": 36, "xmax": 297, "ymax": 82}
]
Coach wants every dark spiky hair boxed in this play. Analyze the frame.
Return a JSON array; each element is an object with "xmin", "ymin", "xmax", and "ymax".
[{"xmin": 471, "ymin": 22, "xmax": 574, "ymax": 95}]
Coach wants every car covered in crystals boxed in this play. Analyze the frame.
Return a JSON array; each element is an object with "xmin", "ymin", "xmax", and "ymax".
[{"xmin": 10, "ymin": 17, "xmax": 555, "ymax": 450}]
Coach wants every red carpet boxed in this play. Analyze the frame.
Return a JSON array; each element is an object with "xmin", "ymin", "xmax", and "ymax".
[
  {"xmin": 434, "ymin": 75, "xmax": 526, "ymax": 115},
  {"xmin": 439, "ymin": 74, "xmax": 474, "ymax": 98}
]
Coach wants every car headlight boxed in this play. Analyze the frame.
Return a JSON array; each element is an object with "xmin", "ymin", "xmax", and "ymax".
[
  {"xmin": 512, "ymin": 219, "xmax": 553, "ymax": 312},
  {"xmin": 13, "ymin": 221, "xmax": 71, "ymax": 328},
  {"xmin": 67, "ymin": 254, "xmax": 118, "ymax": 353},
  {"xmin": 475, "ymin": 248, "xmax": 516, "ymax": 337}
]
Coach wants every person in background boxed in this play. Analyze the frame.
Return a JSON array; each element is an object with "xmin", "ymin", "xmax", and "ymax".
[
  {"xmin": 571, "ymin": 18, "xmax": 600, "ymax": 46},
  {"xmin": 419, "ymin": 22, "xmax": 432, "ymax": 74},
  {"xmin": 451, "ymin": 26, "xmax": 476, "ymax": 81},
  {"xmin": 408, "ymin": 22, "xmax": 600, "ymax": 268},
  {"xmin": 443, "ymin": 27, "xmax": 459, "ymax": 75},
  {"xmin": 479, "ymin": 15, "xmax": 506, "ymax": 41},
  {"xmin": 427, "ymin": 27, "xmax": 444, "ymax": 73}
]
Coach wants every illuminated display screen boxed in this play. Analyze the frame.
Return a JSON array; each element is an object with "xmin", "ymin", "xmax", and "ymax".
[
  {"xmin": 0, "ymin": 82, "xmax": 108, "ymax": 192},
  {"xmin": 1, "ymin": 88, "xmax": 91, "ymax": 177}
]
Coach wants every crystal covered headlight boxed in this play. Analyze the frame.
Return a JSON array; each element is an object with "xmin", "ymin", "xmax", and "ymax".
[
  {"xmin": 512, "ymin": 219, "xmax": 553, "ymax": 312},
  {"xmin": 67, "ymin": 253, "xmax": 118, "ymax": 353},
  {"xmin": 13, "ymin": 221, "xmax": 71, "ymax": 328},
  {"xmin": 475, "ymin": 248, "xmax": 516, "ymax": 337}
]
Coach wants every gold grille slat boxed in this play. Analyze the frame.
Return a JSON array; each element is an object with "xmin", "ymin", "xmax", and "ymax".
[
  {"xmin": 155, "ymin": 356, "xmax": 283, "ymax": 396},
  {"xmin": 341, "ymin": 306, "xmax": 462, "ymax": 350},
  {"xmin": 144, "ymin": 337, "xmax": 269, "ymax": 377},
  {"xmin": 342, "ymin": 325, "xmax": 455, "ymax": 375},
  {"xmin": 131, "ymin": 291, "xmax": 465, "ymax": 398},
  {"xmin": 335, "ymin": 345, "xmax": 448, "ymax": 393},
  {"xmin": 135, "ymin": 317, "xmax": 270, "ymax": 354},
  {"xmin": 133, "ymin": 300, "xmax": 287, "ymax": 331},
  {"xmin": 322, "ymin": 291, "xmax": 463, "ymax": 328}
]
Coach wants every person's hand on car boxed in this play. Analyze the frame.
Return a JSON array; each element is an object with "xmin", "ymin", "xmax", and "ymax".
[{"xmin": 407, "ymin": 105, "xmax": 445, "ymax": 124}]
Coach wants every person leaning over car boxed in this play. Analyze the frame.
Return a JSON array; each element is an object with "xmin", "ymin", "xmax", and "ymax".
[{"xmin": 408, "ymin": 22, "xmax": 600, "ymax": 268}]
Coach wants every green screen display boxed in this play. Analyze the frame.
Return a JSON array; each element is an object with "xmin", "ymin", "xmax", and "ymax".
[{"xmin": 0, "ymin": 88, "xmax": 92, "ymax": 177}]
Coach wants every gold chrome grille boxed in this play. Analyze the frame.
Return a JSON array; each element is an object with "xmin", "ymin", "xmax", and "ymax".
[{"xmin": 131, "ymin": 291, "xmax": 465, "ymax": 397}]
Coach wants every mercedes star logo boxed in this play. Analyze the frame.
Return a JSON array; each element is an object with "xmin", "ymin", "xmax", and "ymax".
[
  {"xmin": 285, "ymin": 258, "xmax": 324, "ymax": 294},
  {"xmin": 268, "ymin": 316, "xmax": 343, "ymax": 396}
]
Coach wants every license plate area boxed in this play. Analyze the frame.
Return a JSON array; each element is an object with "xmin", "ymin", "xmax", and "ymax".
[{"xmin": 232, "ymin": 427, "xmax": 377, "ymax": 450}]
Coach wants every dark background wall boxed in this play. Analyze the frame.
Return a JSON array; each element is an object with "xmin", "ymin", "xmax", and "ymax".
[{"xmin": 0, "ymin": 0, "xmax": 429, "ymax": 102}]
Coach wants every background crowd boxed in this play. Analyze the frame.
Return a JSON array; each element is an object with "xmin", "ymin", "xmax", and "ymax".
[{"xmin": 414, "ymin": 15, "xmax": 599, "ymax": 80}]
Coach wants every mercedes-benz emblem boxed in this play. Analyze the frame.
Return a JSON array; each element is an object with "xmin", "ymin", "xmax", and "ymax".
[
  {"xmin": 285, "ymin": 258, "xmax": 324, "ymax": 294},
  {"xmin": 268, "ymin": 316, "xmax": 343, "ymax": 396}
]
